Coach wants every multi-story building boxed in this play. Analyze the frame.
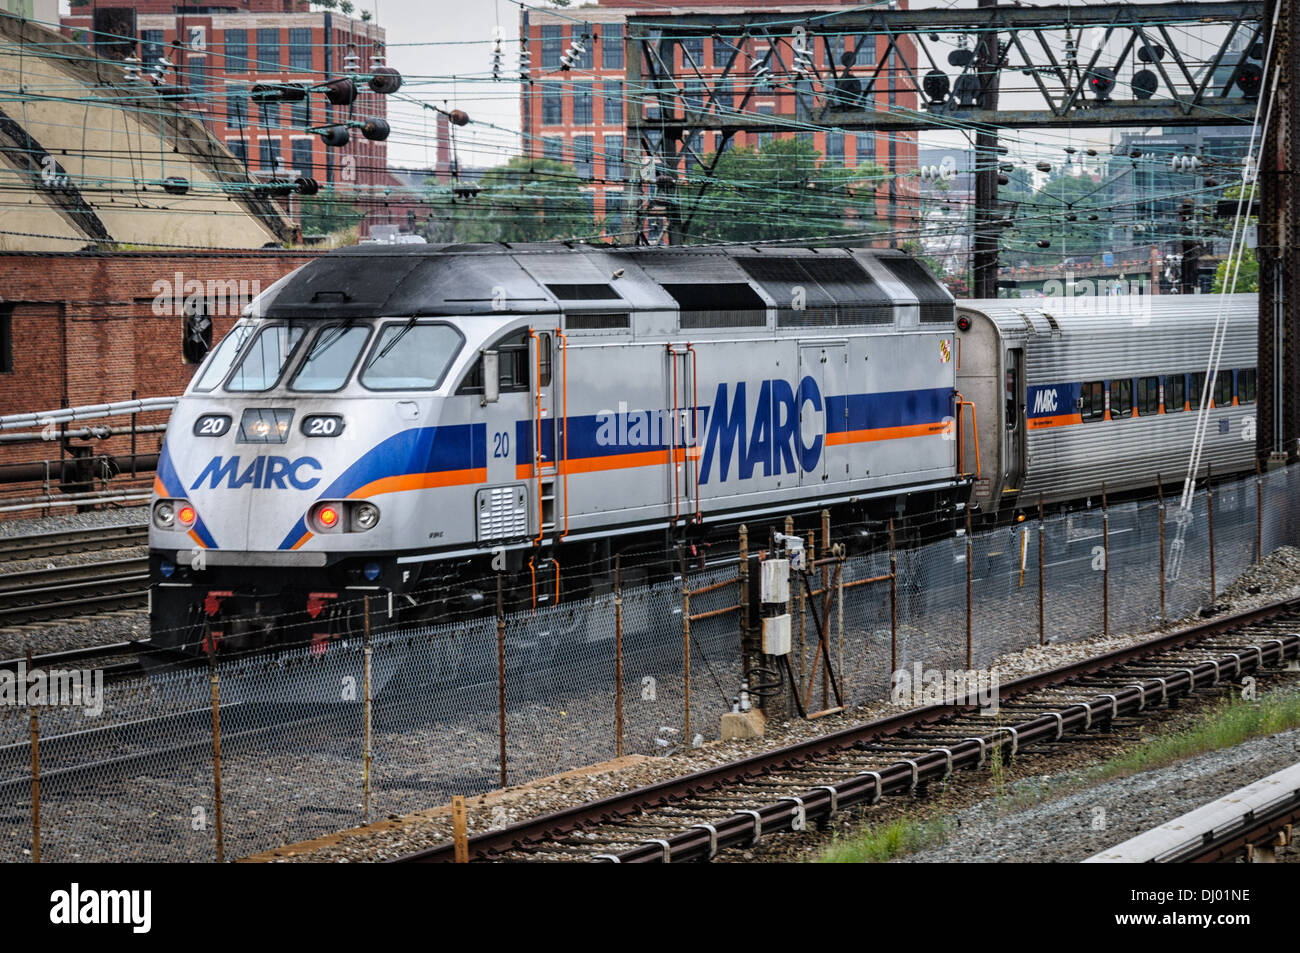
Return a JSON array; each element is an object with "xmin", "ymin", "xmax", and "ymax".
[
  {"xmin": 61, "ymin": 1, "xmax": 389, "ymax": 228},
  {"xmin": 520, "ymin": 0, "xmax": 919, "ymax": 243}
]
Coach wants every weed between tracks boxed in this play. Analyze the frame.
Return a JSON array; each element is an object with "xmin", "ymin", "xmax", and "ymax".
[{"xmin": 820, "ymin": 816, "xmax": 950, "ymax": 863}]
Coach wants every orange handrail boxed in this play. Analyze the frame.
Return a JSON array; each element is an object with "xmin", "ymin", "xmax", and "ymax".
[{"xmin": 953, "ymin": 391, "xmax": 981, "ymax": 481}]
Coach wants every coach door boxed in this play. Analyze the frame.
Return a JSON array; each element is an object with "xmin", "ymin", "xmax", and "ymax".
[
  {"xmin": 799, "ymin": 342, "xmax": 848, "ymax": 485},
  {"xmin": 1003, "ymin": 347, "xmax": 1024, "ymax": 494}
]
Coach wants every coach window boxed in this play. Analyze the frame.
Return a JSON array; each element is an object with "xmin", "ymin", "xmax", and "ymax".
[
  {"xmin": 1004, "ymin": 367, "xmax": 1018, "ymax": 430},
  {"xmin": 1187, "ymin": 372, "xmax": 1206, "ymax": 411},
  {"xmin": 361, "ymin": 321, "xmax": 463, "ymax": 391},
  {"xmin": 1165, "ymin": 373, "xmax": 1186, "ymax": 413},
  {"xmin": 1213, "ymin": 372, "xmax": 1233, "ymax": 408},
  {"xmin": 1110, "ymin": 378, "xmax": 1133, "ymax": 419},
  {"xmin": 1136, "ymin": 376, "xmax": 1159, "ymax": 416},
  {"xmin": 1238, "ymin": 368, "xmax": 1257, "ymax": 404},
  {"xmin": 1080, "ymin": 381, "xmax": 1105, "ymax": 421}
]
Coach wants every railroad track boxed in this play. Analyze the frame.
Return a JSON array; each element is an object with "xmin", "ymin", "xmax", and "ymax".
[
  {"xmin": 0, "ymin": 523, "xmax": 148, "ymax": 562},
  {"xmin": 0, "ymin": 558, "xmax": 148, "ymax": 626},
  {"xmin": 0, "ymin": 639, "xmax": 151, "ymax": 680},
  {"xmin": 393, "ymin": 597, "xmax": 1300, "ymax": 863}
]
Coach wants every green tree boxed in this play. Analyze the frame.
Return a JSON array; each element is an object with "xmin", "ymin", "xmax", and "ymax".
[
  {"xmin": 299, "ymin": 190, "xmax": 365, "ymax": 238},
  {"xmin": 1213, "ymin": 249, "xmax": 1258, "ymax": 293},
  {"xmin": 685, "ymin": 137, "xmax": 883, "ymax": 243},
  {"xmin": 999, "ymin": 169, "xmax": 1115, "ymax": 262},
  {"xmin": 424, "ymin": 156, "xmax": 595, "ymax": 243}
]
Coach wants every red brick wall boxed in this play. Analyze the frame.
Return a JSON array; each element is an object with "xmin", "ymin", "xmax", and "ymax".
[{"xmin": 0, "ymin": 251, "xmax": 317, "ymax": 468}]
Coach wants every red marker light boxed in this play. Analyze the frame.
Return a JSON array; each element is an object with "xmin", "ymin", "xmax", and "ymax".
[
  {"xmin": 177, "ymin": 505, "xmax": 196, "ymax": 526},
  {"xmin": 318, "ymin": 506, "xmax": 340, "ymax": 528}
]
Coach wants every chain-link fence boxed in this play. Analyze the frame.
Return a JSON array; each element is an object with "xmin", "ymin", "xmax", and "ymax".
[{"xmin": 2, "ymin": 466, "xmax": 1297, "ymax": 862}]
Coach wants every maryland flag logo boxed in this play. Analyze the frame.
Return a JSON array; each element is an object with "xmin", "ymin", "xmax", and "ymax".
[{"xmin": 939, "ymin": 339, "xmax": 952, "ymax": 363}]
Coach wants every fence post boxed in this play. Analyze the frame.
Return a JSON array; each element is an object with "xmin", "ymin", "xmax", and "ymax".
[
  {"xmin": 1207, "ymin": 464, "xmax": 1216, "ymax": 601},
  {"xmin": 208, "ymin": 653, "xmax": 225, "ymax": 864},
  {"xmin": 362, "ymin": 595, "xmax": 372, "ymax": 823},
  {"xmin": 821, "ymin": 510, "xmax": 831, "ymax": 711},
  {"xmin": 1037, "ymin": 499, "xmax": 1045, "ymax": 646},
  {"xmin": 452, "ymin": 796, "xmax": 468, "ymax": 864},
  {"xmin": 680, "ymin": 547, "xmax": 691, "ymax": 744},
  {"xmin": 965, "ymin": 509, "xmax": 973, "ymax": 669},
  {"xmin": 1157, "ymin": 474, "xmax": 1166, "ymax": 625},
  {"xmin": 26, "ymin": 647, "xmax": 39, "ymax": 864},
  {"xmin": 614, "ymin": 556, "xmax": 624, "ymax": 759},
  {"xmin": 496, "ymin": 574, "xmax": 507, "ymax": 789},
  {"xmin": 1256, "ymin": 457, "xmax": 1264, "ymax": 564},
  {"xmin": 738, "ymin": 524, "xmax": 750, "ymax": 685},
  {"xmin": 888, "ymin": 519, "xmax": 898, "ymax": 675},
  {"xmin": 1102, "ymin": 483, "xmax": 1110, "ymax": 639}
]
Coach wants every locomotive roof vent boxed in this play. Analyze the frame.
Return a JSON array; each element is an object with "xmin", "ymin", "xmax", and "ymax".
[
  {"xmin": 880, "ymin": 256, "xmax": 955, "ymax": 325},
  {"xmin": 736, "ymin": 255, "xmax": 893, "ymax": 328}
]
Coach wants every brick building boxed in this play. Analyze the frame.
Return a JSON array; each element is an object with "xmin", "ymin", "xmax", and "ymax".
[
  {"xmin": 0, "ymin": 251, "xmax": 315, "ymax": 475},
  {"xmin": 520, "ymin": 0, "xmax": 919, "ymax": 243},
  {"xmin": 60, "ymin": 1, "xmax": 389, "ymax": 223}
]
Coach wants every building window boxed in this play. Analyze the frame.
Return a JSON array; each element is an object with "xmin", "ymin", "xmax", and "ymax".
[
  {"xmin": 602, "ymin": 22, "xmax": 623, "ymax": 69},
  {"xmin": 576, "ymin": 24, "xmax": 594, "ymax": 69},
  {"xmin": 188, "ymin": 59, "xmax": 207, "ymax": 102},
  {"xmin": 854, "ymin": 34, "xmax": 877, "ymax": 66},
  {"xmin": 541, "ymin": 82, "xmax": 563, "ymax": 124},
  {"xmin": 826, "ymin": 132, "xmax": 845, "ymax": 164},
  {"xmin": 712, "ymin": 36, "xmax": 737, "ymax": 69},
  {"xmin": 574, "ymin": 135, "xmax": 593, "ymax": 178},
  {"xmin": 572, "ymin": 82, "xmax": 593, "ymax": 124},
  {"xmin": 291, "ymin": 138, "xmax": 314, "ymax": 176},
  {"xmin": 141, "ymin": 29, "xmax": 165, "ymax": 69},
  {"xmin": 827, "ymin": 34, "xmax": 845, "ymax": 68},
  {"xmin": 257, "ymin": 28, "xmax": 280, "ymax": 71},
  {"xmin": 603, "ymin": 81, "xmax": 623, "ymax": 124},
  {"xmin": 260, "ymin": 138, "xmax": 281, "ymax": 172},
  {"xmin": 0, "ymin": 305, "xmax": 11, "ymax": 374},
  {"xmin": 227, "ymin": 139, "xmax": 248, "ymax": 165},
  {"xmin": 258, "ymin": 101, "xmax": 281, "ymax": 129},
  {"xmin": 605, "ymin": 191, "xmax": 623, "ymax": 227},
  {"xmin": 543, "ymin": 136, "xmax": 563, "ymax": 162},
  {"xmin": 223, "ymin": 28, "xmax": 248, "ymax": 72},
  {"xmin": 289, "ymin": 28, "xmax": 312, "ymax": 73},
  {"xmin": 227, "ymin": 88, "xmax": 247, "ymax": 125},
  {"xmin": 714, "ymin": 80, "xmax": 733, "ymax": 113},
  {"xmin": 680, "ymin": 36, "xmax": 704, "ymax": 66},
  {"xmin": 603, "ymin": 134, "xmax": 623, "ymax": 181},
  {"xmin": 290, "ymin": 95, "xmax": 310, "ymax": 128},
  {"xmin": 541, "ymin": 25, "xmax": 563, "ymax": 69},
  {"xmin": 182, "ymin": 308, "xmax": 212, "ymax": 365},
  {"xmin": 683, "ymin": 81, "xmax": 705, "ymax": 112}
]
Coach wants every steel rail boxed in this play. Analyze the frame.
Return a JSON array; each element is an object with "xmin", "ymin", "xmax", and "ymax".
[{"xmin": 392, "ymin": 595, "xmax": 1300, "ymax": 863}]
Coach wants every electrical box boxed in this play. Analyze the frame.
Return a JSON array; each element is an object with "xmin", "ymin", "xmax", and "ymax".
[
  {"xmin": 762, "ymin": 613, "xmax": 791, "ymax": 656},
  {"xmin": 761, "ymin": 558, "xmax": 790, "ymax": 603}
]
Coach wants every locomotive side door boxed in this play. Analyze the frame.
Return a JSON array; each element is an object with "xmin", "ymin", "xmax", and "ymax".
[
  {"xmin": 1003, "ymin": 346, "xmax": 1025, "ymax": 494},
  {"xmin": 475, "ymin": 329, "xmax": 534, "ymax": 545},
  {"xmin": 798, "ymin": 342, "xmax": 847, "ymax": 485}
]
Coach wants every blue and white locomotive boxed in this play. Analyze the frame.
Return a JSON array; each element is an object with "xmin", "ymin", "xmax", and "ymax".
[
  {"xmin": 147, "ymin": 243, "xmax": 1260, "ymax": 655},
  {"xmin": 148, "ymin": 243, "xmax": 964, "ymax": 653}
]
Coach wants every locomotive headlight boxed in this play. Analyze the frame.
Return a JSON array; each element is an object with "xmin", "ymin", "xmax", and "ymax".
[
  {"xmin": 317, "ymin": 505, "xmax": 340, "ymax": 529},
  {"xmin": 251, "ymin": 420, "xmax": 272, "ymax": 438},
  {"xmin": 352, "ymin": 502, "xmax": 381, "ymax": 531},
  {"xmin": 177, "ymin": 504, "xmax": 197, "ymax": 527},
  {"xmin": 153, "ymin": 500, "xmax": 175, "ymax": 529}
]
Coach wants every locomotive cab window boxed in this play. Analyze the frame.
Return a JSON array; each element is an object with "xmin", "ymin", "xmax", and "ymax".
[
  {"xmin": 290, "ymin": 323, "xmax": 371, "ymax": 392},
  {"xmin": 1110, "ymin": 378, "xmax": 1133, "ymax": 419},
  {"xmin": 193, "ymin": 321, "xmax": 256, "ymax": 392},
  {"xmin": 360, "ymin": 320, "xmax": 463, "ymax": 391},
  {"xmin": 1136, "ymin": 376, "xmax": 1159, "ymax": 416},
  {"xmin": 1213, "ymin": 372, "xmax": 1233, "ymax": 407},
  {"xmin": 1165, "ymin": 373, "xmax": 1186, "ymax": 412},
  {"xmin": 1238, "ymin": 368, "xmax": 1257, "ymax": 404},
  {"xmin": 458, "ymin": 330, "xmax": 531, "ymax": 395},
  {"xmin": 1080, "ymin": 381, "xmax": 1104, "ymax": 421},
  {"xmin": 225, "ymin": 322, "xmax": 308, "ymax": 392}
]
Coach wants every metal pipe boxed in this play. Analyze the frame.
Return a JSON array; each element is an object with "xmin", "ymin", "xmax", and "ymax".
[
  {"xmin": 1102, "ymin": 483, "xmax": 1110, "ymax": 639},
  {"xmin": 0, "ymin": 396, "xmax": 177, "ymax": 431},
  {"xmin": 497, "ymin": 574, "xmax": 507, "ymax": 789}
]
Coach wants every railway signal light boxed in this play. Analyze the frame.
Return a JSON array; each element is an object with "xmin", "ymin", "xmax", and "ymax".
[
  {"xmin": 1235, "ymin": 63, "xmax": 1262, "ymax": 97},
  {"xmin": 1132, "ymin": 69, "xmax": 1158, "ymax": 100},
  {"xmin": 922, "ymin": 69, "xmax": 949, "ymax": 104},
  {"xmin": 1087, "ymin": 66, "xmax": 1116, "ymax": 101}
]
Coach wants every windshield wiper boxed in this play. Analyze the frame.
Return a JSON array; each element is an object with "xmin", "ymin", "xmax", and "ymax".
[
  {"xmin": 371, "ymin": 317, "xmax": 418, "ymax": 366},
  {"xmin": 310, "ymin": 318, "xmax": 358, "ymax": 361}
]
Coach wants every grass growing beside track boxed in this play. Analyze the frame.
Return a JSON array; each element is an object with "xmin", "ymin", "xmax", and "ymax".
[
  {"xmin": 819, "ymin": 817, "xmax": 950, "ymax": 863},
  {"xmin": 1091, "ymin": 688, "xmax": 1300, "ymax": 782}
]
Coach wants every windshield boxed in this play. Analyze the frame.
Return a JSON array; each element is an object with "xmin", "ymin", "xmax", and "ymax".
[
  {"xmin": 225, "ymin": 323, "xmax": 308, "ymax": 392},
  {"xmin": 360, "ymin": 321, "xmax": 463, "ymax": 391},
  {"xmin": 290, "ymin": 323, "xmax": 371, "ymax": 391},
  {"xmin": 193, "ymin": 321, "xmax": 256, "ymax": 393}
]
